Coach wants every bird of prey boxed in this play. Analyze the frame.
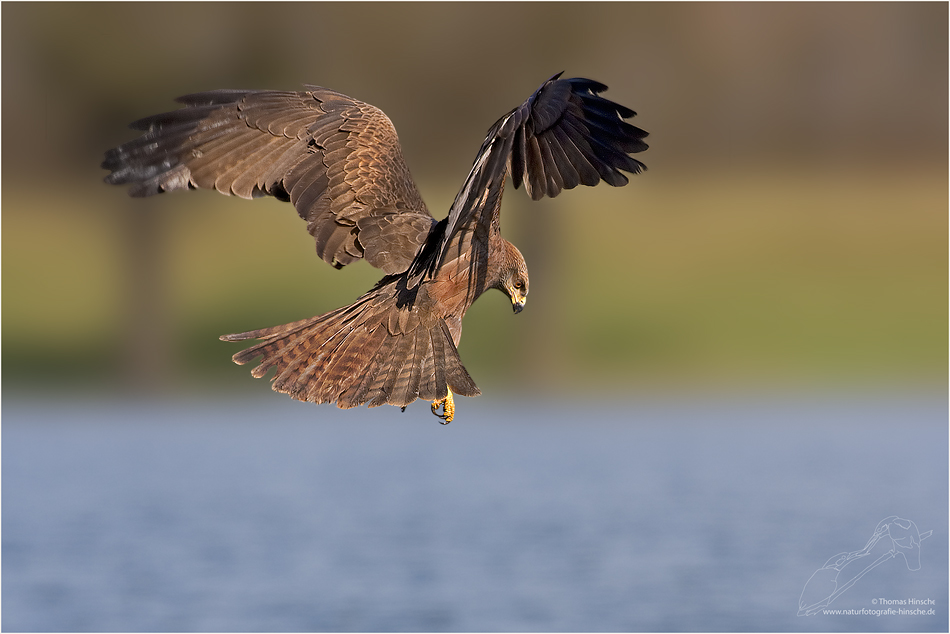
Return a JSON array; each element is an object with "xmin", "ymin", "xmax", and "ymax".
[{"xmin": 102, "ymin": 73, "xmax": 648, "ymax": 423}]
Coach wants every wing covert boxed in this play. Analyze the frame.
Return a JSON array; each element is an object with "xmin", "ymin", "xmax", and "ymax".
[
  {"xmin": 102, "ymin": 87, "xmax": 433, "ymax": 272},
  {"xmin": 438, "ymin": 73, "xmax": 648, "ymax": 260}
]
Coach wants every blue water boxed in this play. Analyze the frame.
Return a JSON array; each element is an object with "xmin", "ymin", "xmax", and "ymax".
[{"xmin": 3, "ymin": 395, "xmax": 947, "ymax": 632}]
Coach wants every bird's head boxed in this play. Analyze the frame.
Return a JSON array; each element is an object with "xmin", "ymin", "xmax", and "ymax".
[{"xmin": 499, "ymin": 240, "xmax": 529, "ymax": 314}]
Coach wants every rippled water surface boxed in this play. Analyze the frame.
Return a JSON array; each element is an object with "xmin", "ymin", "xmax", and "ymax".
[{"xmin": 3, "ymin": 395, "xmax": 946, "ymax": 632}]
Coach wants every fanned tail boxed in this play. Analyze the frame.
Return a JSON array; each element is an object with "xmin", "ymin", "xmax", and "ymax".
[{"xmin": 220, "ymin": 293, "xmax": 480, "ymax": 410}]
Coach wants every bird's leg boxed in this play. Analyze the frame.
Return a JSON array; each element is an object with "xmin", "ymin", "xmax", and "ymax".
[{"xmin": 431, "ymin": 388, "xmax": 455, "ymax": 424}]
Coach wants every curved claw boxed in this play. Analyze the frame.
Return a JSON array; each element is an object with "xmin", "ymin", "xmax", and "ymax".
[{"xmin": 430, "ymin": 388, "xmax": 455, "ymax": 424}]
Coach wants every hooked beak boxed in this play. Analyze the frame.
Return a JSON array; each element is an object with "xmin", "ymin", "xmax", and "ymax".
[{"xmin": 511, "ymin": 297, "xmax": 525, "ymax": 314}]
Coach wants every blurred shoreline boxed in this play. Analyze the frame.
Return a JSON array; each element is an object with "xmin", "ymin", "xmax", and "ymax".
[{"xmin": 3, "ymin": 2, "xmax": 946, "ymax": 399}]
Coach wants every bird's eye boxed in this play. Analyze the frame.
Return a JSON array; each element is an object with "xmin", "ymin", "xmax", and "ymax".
[{"xmin": 515, "ymin": 281, "xmax": 524, "ymax": 290}]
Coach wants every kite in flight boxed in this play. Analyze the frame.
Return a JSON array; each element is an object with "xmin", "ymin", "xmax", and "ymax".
[{"xmin": 102, "ymin": 73, "xmax": 648, "ymax": 423}]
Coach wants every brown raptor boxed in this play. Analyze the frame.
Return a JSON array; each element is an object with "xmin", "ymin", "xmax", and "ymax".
[{"xmin": 102, "ymin": 73, "xmax": 648, "ymax": 423}]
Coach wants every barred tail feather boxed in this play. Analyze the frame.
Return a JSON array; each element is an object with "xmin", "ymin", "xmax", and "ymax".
[
  {"xmin": 220, "ymin": 296, "xmax": 480, "ymax": 411},
  {"xmin": 436, "ymin": 320, "xmax": 480, "ymax": 398}
]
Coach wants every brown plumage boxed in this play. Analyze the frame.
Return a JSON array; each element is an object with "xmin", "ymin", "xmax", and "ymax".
[{"xmin": 102, "ymin": 73, "xmax": 648, "ymax": 422}]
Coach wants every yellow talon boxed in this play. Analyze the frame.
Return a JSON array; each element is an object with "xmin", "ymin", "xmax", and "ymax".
[{"xmin": 430, "ymin": 388, "xmax": 455, "ymax": 424}]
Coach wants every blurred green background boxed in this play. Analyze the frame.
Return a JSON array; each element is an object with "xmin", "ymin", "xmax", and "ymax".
[{"xmin": 3, "ymin": 2, "xmax": 946, "ymax": 399}]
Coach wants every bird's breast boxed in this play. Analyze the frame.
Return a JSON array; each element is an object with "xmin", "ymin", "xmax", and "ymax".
[{"xmin": 421, "ymin": 252, "xmax": 488, "ymax": 319}]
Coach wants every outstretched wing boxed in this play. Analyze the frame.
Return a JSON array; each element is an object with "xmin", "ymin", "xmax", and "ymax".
[
  {"xmin": 102, "ymin": 87, "xmax": 435, "ymax": 274},
  {"xmin": 433, "ymin": 73, "xmax": 648, "ymax": 269}
]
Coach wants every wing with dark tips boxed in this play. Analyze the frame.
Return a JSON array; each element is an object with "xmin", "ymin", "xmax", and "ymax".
[
  {"xmin": 102, "ymin": 87, "xmax": 433, "ymax": 272},
  {"xmin": 435, "ymin": 73, "xmax": 648, "ymax": 267}
]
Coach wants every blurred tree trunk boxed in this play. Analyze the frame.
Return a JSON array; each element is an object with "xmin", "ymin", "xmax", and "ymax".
[
  {"xmin": 510, "ymin": 198, "xmax": 570, "ymax": 391},
  {"xmin": 119, "ymin": 200, "xmax": 174, "ymax": 393}
]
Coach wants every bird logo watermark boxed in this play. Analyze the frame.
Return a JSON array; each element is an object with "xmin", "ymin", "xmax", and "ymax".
[{"xmin": 798, "ymin": 516, "xmax": 933, "ymax": 617}]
